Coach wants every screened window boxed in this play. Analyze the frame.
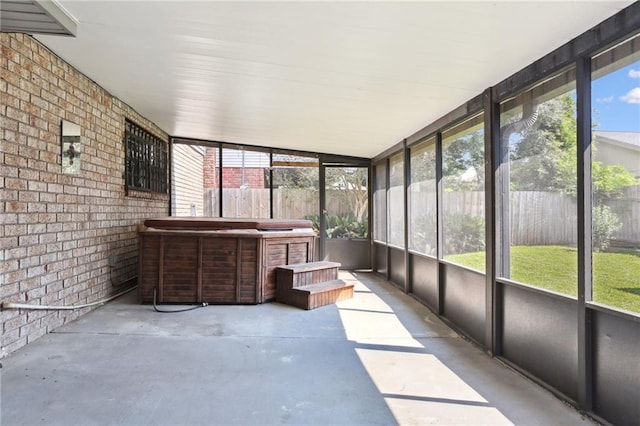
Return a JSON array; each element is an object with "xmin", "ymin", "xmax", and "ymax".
[
  {"xmin": 203, "ymin": 146, "xmax": 221, "ymax": 217},
  {"xmin": 171, "ymin": 143, "xmax": 205, "ymax": 216},
  {"xmin": 388, "ymin": 153, "xmax": 405, "ymax": 248},
  {"xmin": 170, "ymin": 143, "xmax": 221, "ymax": 217},
  {"xmin": 272, "ymin": 153, "xmax": 319, "ymax": 222},
  {"xmin": 591, "ymin": 35, "xmax": 640, "ymax": 313},
  {"xmin": 221, "ymin": 147, "xmax": 270, "ymax": 218},
  {"xmin": 498, "ymin": 69, "xmax": 577, "ymax": 295},
  {"xmin": 325, "ymin": 167, "xmax": 368, "ymax": 239},
  {"xmin": 441, "ymin": 115, "xmax": 485, "ymax": 271},
  {"xmin": 409, "ymin": 138, "xmax": 437, "ymax": 256},
  {"xmin": 373, "ymin": 162, "xmax": 387, "ymax": 243},
  {"xmin": 124, "ymin": 120, "xmax": 167, "ymax": 193}
]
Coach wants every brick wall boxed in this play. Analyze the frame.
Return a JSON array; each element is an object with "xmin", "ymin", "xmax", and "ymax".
[
  {"xmin": 203, "ymin": 147, "xmax": 267, "ymax": 189},
  {"xmin": 221, "ymin": 167, "xmax": 266, "ymax": 189},
  {"xmin": 203, "ymin": 147, "xmax": 218, "ymax": 188},
  {"xmin": 0, "ymin": 33, "xmax": 169, "ymax": 357}
]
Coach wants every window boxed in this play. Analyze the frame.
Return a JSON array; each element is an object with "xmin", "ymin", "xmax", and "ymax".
[
  {"xmin": 325, "ymin": 167, "xmax": 368, "ymax": 239},
  {"xmin": 373, "ymin": 162, "xmax": 387, "ymax": 243},
  {"xmin": 203, "ymin": 146, "xmax": 221, "ymax": 217},
  {"xmin": 221, "ymin": 147, "xmax": 270, "ymax": 218},
  {"xmin": 272, "ymin": 153, "xmax": 319, "ymax": 221},
  {"xmin": 170, "ymin": 142, "xmax": 221, "ymax": 217},
  {"xmin": 591, "ymin": 35, "xmax": 640, "ymax": 313},
  {"xmin": 388, "ymin": 153, "xmax": 405, "ymax": 247},
  {"xmin": 409, "ymin": 138, "xmax": 437, "ymax": 256},
  {"xmin": 124, "ymin": 120, "xmax": 168, "ymax": 193},
  {"xmin": 441, "ymin": 114, "xmax": 485, "ymax": 271},
  {"xmin": 499, "ymin": 69, "xmax": 577, "ymax": 295},
  {"xmin": 171, "ymin": 143, "xmax": 205, "ymax": 216}
]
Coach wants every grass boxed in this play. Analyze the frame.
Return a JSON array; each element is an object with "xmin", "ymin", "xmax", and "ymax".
[{"xmin": 446, "ymin": 245, "xmax": 640, "ymax": 314}]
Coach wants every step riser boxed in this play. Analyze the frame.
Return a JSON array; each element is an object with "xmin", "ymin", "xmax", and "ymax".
[
  {"xmin": 288, "ymin": 286, "xmax": 354, "ymax": 310},
  {"xmin": 291, "ymin": 269, "xmax": 339, "ymax": 288},
  {"xmin": 307, "ymin": 287, "xmax": 354, "ymax": 310},
  {"xmin": 276, "ymin": 261, "xmax": 353, "ymax": 310}
]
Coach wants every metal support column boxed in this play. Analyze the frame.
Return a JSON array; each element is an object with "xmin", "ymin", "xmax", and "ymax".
[
  {"xmin": 484, "ymin": 88, "xmax": 501, "ymax": 355},
  {"xmin": 319, "ymin": 164, "xmax": 326, "ymax": 260},
  {"xmin": 269, "ymin": 151, "xmax": 274, "ymax": 218},
  {"xmin": 403, "ymin": 140, "xmax": 411, "ymax": 293},
  {"xmin": 435, "ymin": 132, "xmax": 444, "ymax": 315},
  {"xmin": 385, "ymin": 158, "xmax": 391, "ymax": 282},
  {"xmin": 576, "ymin": 56, "xmax": 593, "ymax": 412}
]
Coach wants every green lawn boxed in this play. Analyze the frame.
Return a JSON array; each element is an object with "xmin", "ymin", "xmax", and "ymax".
[{"xmin": 446, "ymin": 245, "xmax": 640, "ymax": 314}]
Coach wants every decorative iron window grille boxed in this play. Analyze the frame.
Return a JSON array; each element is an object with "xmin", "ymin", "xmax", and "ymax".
[{"xmin": 124, "ymin": 120, "xmax": 168, "ymax": 193}]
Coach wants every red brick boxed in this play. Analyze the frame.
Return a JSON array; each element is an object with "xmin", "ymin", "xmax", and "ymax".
[{"xmin": 1, "ymin": 33, "xmax": 169, "ymax": 356}]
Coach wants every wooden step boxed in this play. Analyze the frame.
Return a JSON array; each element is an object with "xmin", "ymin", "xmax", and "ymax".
[
  {"xmin": 286, "ymin": 279, "xmax": 354, "ymax": 310},
  {"xmin": 276, "ymin": 261, "xmax": 341, "ymax": 300},
  {"xmin": 277, "ymin": 261, "xmax": 342, "ymax": 288},
  {"xmin": 277, "ymin": 261, "xmax": 341, "ymax": 273}
]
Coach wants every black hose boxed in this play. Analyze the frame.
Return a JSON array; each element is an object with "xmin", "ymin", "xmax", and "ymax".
[{"xmin": 153, "ymin": 287, "xmax": 208, "ymax": 313}]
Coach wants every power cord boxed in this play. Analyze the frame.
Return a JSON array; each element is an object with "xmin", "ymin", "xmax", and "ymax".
[{"xmin": 152, "ymin": 287, "xmax": 208, "ymax": 313}]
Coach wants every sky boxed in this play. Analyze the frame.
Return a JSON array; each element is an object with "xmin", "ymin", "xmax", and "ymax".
[{"xmin": 592, "ymin": 60, "xmax": 640, "ymax": 132}]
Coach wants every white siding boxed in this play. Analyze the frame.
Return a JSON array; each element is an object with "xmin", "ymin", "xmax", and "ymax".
[{"xmin": 172, "ymin": 144, "xmax": 205, "ymax": 216}]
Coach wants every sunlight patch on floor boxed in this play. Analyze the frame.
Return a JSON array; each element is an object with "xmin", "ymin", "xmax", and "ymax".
[
  {"xmin": 336, "ymin": 284, "xmax": 421, "ymax": 346},
  {"xmin": 337, "ymin": 307, "xmax": 423, "ymax": 346},
  {"xmin": 336, "ymin": 274, "xmax": 514, "ymax": 425},
  {"xmin": 379, "ymin": 396, "xmax": 514, "ymax": 426},
  {"xmin": 355, "ymin": 350, "xmax": 487, "ymax": 403}
]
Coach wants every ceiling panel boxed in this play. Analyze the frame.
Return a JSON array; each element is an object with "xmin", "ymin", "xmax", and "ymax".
[{"xmin": 34, "ymin": 1, "xmax": 633, "ymax": 158}]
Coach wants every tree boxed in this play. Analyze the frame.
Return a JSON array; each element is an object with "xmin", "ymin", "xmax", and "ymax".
[
  {"xmin": 508, "ymin": 93, "xmax": 636, "ymax": 199},
  {"xmin": 273, "ymin": 161, "xmax": 369, "ymax": 238},
  {"xmin": 442, "ymin": 129, "xmax": 485, "ymax": 191},
  {"xmin": 592, "ymin": 159, "xmax": 637, "ymax": 203},
  {"xmin": 326, "ymin": 167, "xmax": 368, "ymax": 224},
  {"xmin": 272, "ymin": 155, "xmax": 319, "ymax": 189}
]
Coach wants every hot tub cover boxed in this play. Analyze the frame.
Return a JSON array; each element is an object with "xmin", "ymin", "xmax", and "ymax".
[{"xmin": 144, "ymin": 217, "xmax": 313, "ymax": 231}]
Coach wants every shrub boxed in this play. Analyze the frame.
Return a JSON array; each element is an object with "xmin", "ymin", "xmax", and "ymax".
[
  {"xmin": 444, "ymin": 214, "xmax": 485, "ymax": 255},
  {"xmin": 304, "ymin": 213, "xmax": 368, "ymax": 239},
  {"xmin": 592, "ymin": 205, "xmax": 622, "ymax": 252},
  {"xmin": 410, "ymin": 214, "xmax": 437, "ymax": 255}
]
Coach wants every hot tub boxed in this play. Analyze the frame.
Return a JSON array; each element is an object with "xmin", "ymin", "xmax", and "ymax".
[{"xmin": 137, "ymin": 218, "xmax": 316, "ymax": 304}]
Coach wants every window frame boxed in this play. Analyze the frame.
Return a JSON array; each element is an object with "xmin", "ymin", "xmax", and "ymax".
[
  {"xmin": 124, "ymin": 120, "xmax": 168, "ymax": 194},
  {"xmin": 373, "ymin": 161, "xmax": 388, "ymax": 244},
  {"xmin": 387, "ymin": 152, "xmax": 405, "ymax": 249},
  {"xmin": 408, "ymin": 137, "xmax": 438, "ymax": 257}
]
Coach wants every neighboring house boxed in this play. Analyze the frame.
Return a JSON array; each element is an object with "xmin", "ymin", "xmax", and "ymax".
[
  {"xmin": 172, "ymin": 146, "xmax": 270, "ymax": 216},
  {"xmin": 594, "ymin": 131, "xmax": 640, "ymax": 177},
  {"xmin": 203, "ymin": 147, "xmax": 269, "ymax": 189},
  {"xmin": 171, "ymin": 144, "xmax": 205, "ymax": 216}
]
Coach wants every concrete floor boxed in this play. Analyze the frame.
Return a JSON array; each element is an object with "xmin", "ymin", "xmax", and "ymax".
[{"xmin": 1, "ymin": 271, "xmax": 593, "ymax": 425}]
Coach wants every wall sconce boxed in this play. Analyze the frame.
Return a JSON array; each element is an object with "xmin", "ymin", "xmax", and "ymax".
[{"xmin": 61, "ymin": 119, "xmax": 81, "ymax": 174}]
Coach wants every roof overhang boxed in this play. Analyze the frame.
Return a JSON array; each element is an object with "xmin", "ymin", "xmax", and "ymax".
[{"xmin": 1, "ymin": 0, "xmax": 77, "ymax": 36}]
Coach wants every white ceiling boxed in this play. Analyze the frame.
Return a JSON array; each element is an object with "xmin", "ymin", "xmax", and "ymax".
[{"xmin": 35, "ymin": 1, "xmax": 634, "ymax": 158}]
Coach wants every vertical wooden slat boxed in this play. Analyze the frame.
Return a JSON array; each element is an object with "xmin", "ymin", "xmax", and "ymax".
[
  {"xmin": 256, "ymin": 238, "xmax": 264, "ymax": 302},
  {"xmin": 236, "ymin": 238, "xmax": 242, "ymax": 302},
  {"xmin": 197, "ymin": 236, "xmax": 203, "ymax": 303},
  {"xmin": 158, "ymin": 235, "xmax": 164, "ymax": 303},
  {"xmin": 137, "ymin": 235, "xmax": 144, "ymax": 302}
]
